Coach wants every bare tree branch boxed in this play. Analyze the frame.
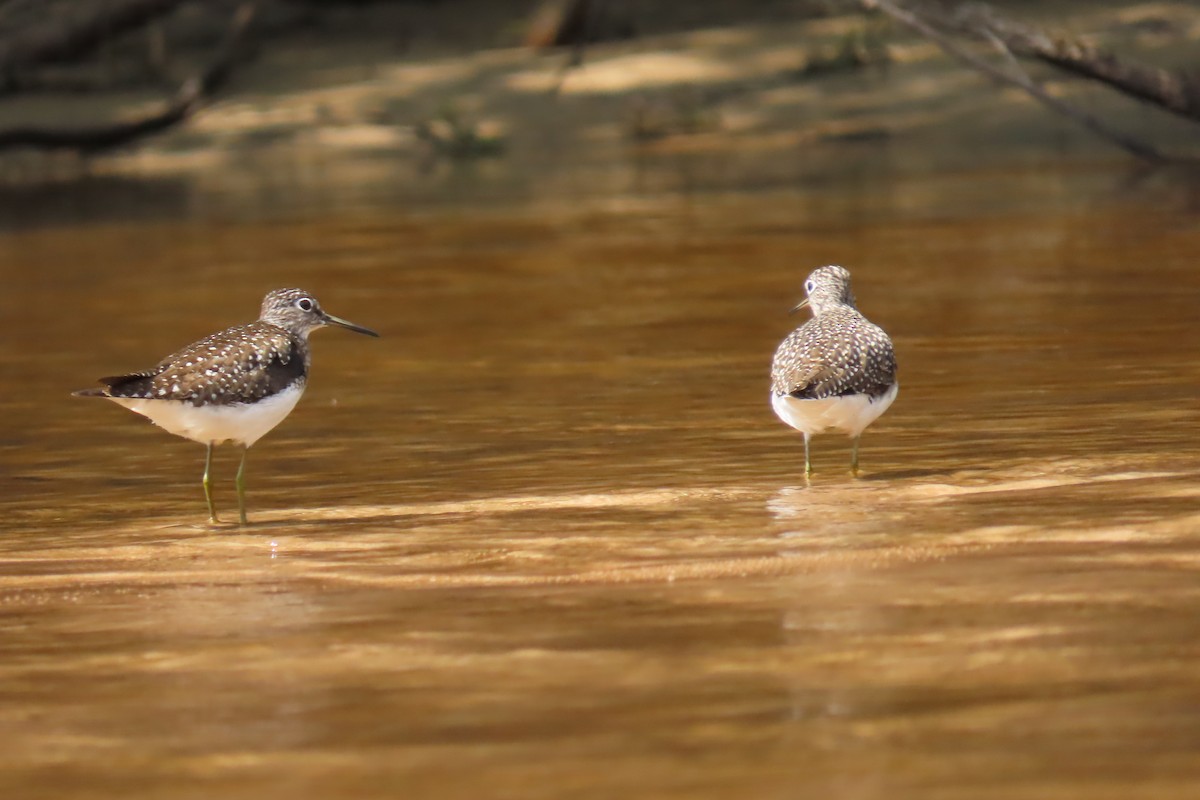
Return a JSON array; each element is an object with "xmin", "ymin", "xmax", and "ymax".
[
  {"xmin": 0, "ymin": 2, "xmax": 257, "ymax": 153},
  {"xmin": 0, "ymin": 0, "xmax": 189, "ymax": 75},
  {"xmin": 952, "ymin": 6, "xmax": 1200, "ymax": 125},
  {"xmin": 862, "ymin": 0, "xmax": 1166, "ymax": 163}
]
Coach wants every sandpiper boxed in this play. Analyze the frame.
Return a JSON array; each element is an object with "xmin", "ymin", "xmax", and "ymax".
[
  {"xmin": 74, "ymin": 288, "xmax": 379, "ymax": 524},
  {"xmin": 770, "ymin": 265, "xmax": 897, "ymax": 475}
]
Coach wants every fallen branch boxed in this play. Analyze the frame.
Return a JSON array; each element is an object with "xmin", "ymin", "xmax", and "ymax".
[
  {"xmin": 0, "ymin": 2, "xmax": 257, "ymax": 153},
  {"xmin": 952, "ymin": 5, "xmax": 1200, "ymax": 125},
  {"xmin": 862, "ymin": 0, "xmax": 1165, "ymax": 163},
  {"xmin": 0, "ymin": 0, "xmax": 188, "ymax": 75}
]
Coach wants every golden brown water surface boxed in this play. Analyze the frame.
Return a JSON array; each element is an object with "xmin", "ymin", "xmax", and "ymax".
[{"xmin": 2, "ymin": 161, "xmax": 1200, "ymax": 799}]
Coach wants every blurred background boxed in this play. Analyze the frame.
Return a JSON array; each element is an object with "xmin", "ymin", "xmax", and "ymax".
[
  {"xmin": 0, "ymin": 0, "xmax": 1193, "ymax": 225},
  {"xmin": 2, "ymin": 2, "xmax": 1200, "ymax": 799}
]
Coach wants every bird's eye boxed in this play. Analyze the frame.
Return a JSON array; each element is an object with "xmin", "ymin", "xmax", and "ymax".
[
  {"xmin": 805, "ymin": 280, "xmax": 815, "ymax": 294},
  {"xmin": 296, "ymin": 298, "xmax": 314, "ymax": 312}
]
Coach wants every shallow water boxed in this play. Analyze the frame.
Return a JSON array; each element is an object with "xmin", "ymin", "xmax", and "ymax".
[{"xmin": 2, "ymin": 152, "xmax": 1200, "ymax": 799}]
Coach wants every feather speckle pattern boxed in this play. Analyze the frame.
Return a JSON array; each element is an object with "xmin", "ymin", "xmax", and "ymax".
[
  {"xmin": 770, "ymin": 306, "xmax": 896, "ymax": 402},
  {"xmin": 73, "ymin": 288, "xmax": 378, "ymax": 524},
  {"xmin": 74, "ymin": 287, "xmax": 378, "ymax": 429},
  {"xmin": 770, "ymin": 265, "xmax": 897, "ymax": 473},
  {"xmin": 92, "ymin": 322, "xmax": 307, "ymax": 407}
]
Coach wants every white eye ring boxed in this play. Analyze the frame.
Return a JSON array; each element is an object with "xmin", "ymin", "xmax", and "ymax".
[
  {"xmin": 804, "ymin": 280, "xmax": 815, "ymax": 294},
  {"xmin": 296, "ymin": 298, "xmax": 314, "ymax": 312}
]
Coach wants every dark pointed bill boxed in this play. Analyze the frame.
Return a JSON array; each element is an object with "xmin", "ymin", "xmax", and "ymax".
[
  {"xmin": 322, "ymin": 313, "xmax": 379, "ymax": 337},
  {"xmin": 788, "ymin": 297, "xmax": 810, "ymax": 315}
]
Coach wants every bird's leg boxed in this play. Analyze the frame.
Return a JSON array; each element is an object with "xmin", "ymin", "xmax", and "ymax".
[
  {"xmin": 804, "ymin": 433, "xmax": 813, "ymax": 477},
  {"xmin": 850, "ymin": 435, "xmax": 861, "ymax": 477},
  {"xmin": 203, "ymin": 442, "xmax": 218, "ymax": 523},
  {"xmin": 235, "ymin": 445, "xmax": 249, "ymax": 526}
]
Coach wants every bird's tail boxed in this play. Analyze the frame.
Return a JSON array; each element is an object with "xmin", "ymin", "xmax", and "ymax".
[{"xmin": 73, "ymin": 371, "xmax": 153, "ymax": 398}]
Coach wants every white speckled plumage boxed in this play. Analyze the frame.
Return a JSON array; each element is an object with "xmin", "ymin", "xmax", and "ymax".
[
  {"xmin": 75, "ymin": 288, "xmax": 378, "ymax": 524},
  {"xmin": 770, "ymin": 265, "xmax": 897, "ymax": 474}
]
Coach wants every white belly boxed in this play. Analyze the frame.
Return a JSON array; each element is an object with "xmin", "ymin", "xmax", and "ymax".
[
  {"xmin": 771, "ymin": 383, "xmax": 897, "ymax": 438},
  {"xmin": 109, "ymin": 384, "xmax": 305, "ymax": 447}
]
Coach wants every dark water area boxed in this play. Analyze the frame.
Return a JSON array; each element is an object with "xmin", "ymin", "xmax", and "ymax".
[{"xmin": 2, "ymin": 145, "xmax": 1200, "ymax": 799}]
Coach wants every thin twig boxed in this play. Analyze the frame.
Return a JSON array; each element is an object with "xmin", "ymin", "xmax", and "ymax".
[
  {"xmin": 863, "ymin": 0, "xmax": 1166, "ymax": 163},
  {"xmin": 978, "ymin": 27, "xmax": 1024, "ymax": 79}
]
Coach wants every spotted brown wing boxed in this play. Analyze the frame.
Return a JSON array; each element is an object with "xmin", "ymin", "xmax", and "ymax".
[
  {"xmin": 771, "ymin": 308, "xmax": 896, "ymax": 400},
  {"xmin": 81, "ymin": 322, "xmax": 307, "ymax": 406}
]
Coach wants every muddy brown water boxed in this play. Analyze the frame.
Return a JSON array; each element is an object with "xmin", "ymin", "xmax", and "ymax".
[{"xmin": 2, "ymin": 155, "xmax": 1200, "ymax": 799}]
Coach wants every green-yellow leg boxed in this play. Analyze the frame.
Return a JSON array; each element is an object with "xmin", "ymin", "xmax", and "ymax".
[
  {"xmin": 235, "ymin": 446, "xmax": 249, "ymax": 526},
  {"xmin": 203, "ymin": 442, "xmax": 218, "ymax": 523},
  {"xmin": 803, "ymin": 433, "xmax": 813, "ymax": 477},
  {"xmin": 851, "ymin": 435, "xmax": 861, "ymax": 477}
]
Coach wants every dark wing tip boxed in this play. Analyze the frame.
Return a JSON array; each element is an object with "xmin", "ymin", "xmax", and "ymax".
[
  {"xmin": 787, "ymin": 383, "xmax": 822, "ymax": 400},
  {"xmin": 73, "ymin": 372, "xmax": 154, "ymax": 399}
]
